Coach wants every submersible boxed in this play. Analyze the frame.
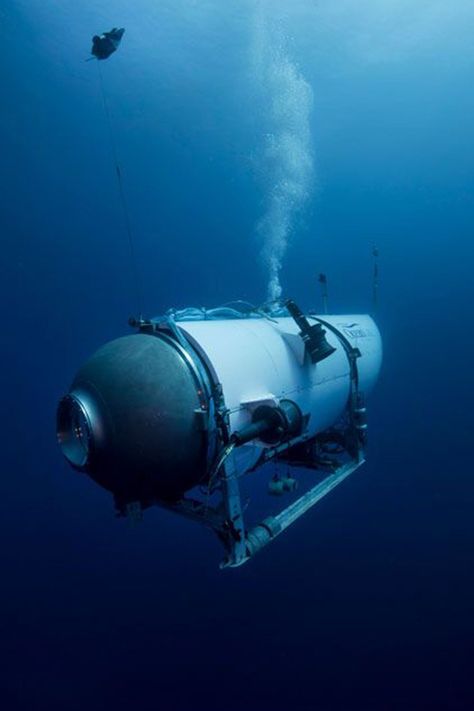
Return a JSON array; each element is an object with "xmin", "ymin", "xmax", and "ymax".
[{"xmin": 57, "ymin": 300, "xmax": 382, "ymax": 567}]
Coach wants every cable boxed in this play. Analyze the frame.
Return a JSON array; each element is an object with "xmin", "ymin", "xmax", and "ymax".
[
  {"xmin": 97, "ymin": 61, "xmax": 144, "ymax": 316},
  {"xmin": 203, "ymin": 441, "xmax": 236, "ymax": 515}
]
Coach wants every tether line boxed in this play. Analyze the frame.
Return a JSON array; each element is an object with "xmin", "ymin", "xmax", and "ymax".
[{"xmin": 97, "ymin": 60, "xmax": 143, "ymax": 316}]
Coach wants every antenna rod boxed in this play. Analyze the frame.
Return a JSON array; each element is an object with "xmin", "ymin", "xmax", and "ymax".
[
  {"xmin": 372, "ymin": 246, "xmax": 379, "ymax": 312},
  {"xmin": 318, "ymin": 273, "xmax": 328, "ymax": 314}
]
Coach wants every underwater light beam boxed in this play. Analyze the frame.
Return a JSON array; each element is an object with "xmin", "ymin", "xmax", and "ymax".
[{"xmin": 252, "ymin": 8, "xmax": 314, "ymax": 302}]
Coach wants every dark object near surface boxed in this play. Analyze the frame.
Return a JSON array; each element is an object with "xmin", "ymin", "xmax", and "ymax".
[{"xmin": 91, "ymin": 27, "xmax": 125, "ymax": 60}]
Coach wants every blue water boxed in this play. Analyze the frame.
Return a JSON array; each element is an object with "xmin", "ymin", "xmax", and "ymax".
[{"xmin": 2, "ymin": 1, "xmax": 474, "ymax": 709}]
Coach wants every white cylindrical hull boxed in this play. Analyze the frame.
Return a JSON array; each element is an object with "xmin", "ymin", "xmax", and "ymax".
[{"xmin": 179, "ymin": 314, "xmax": 382, "ymax": 448}]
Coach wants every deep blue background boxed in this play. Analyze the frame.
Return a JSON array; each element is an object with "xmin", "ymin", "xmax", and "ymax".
[{"xmin": 2, "ymin": 2, "xmax": 474, "ymax": 709}]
